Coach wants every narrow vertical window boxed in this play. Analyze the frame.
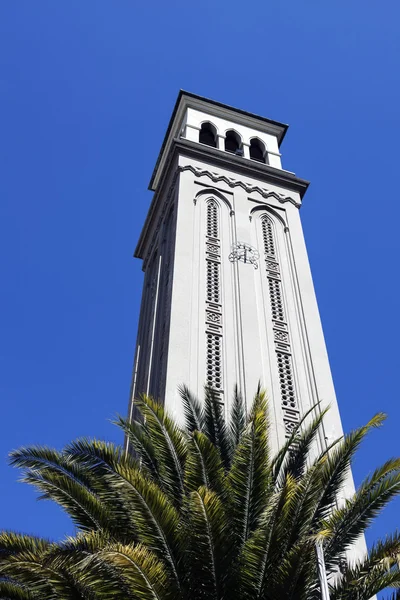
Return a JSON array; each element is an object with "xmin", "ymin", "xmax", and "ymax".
[
  {"xmin": 205, "ymin": 200, "xmax": 223, "ymax": 395},
  {"xmin": 261, "ymin": 215, "xmax": 298, "ymax": 435}
]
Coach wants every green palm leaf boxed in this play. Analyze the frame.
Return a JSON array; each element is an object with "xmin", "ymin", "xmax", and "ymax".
[
  {"xmin": 178, "ymin": 385, "xmax": 203, "ymax": 433},
  {"xmin": 331, "ymin": 532, "xmax": 400, "ymax": 600},
  {"xmin": 184, "ymin": 431, "xmax": 226, "ymax": 498},
  {"xmin": 90, "ymin": 543, "xmax": 175, "ymax": 600},
  {"xmin": 134, "ymin": 395, "xmax": 187, "ymax": 507},
  {"xmin": 229, "ymin": 385, "xmax": 246, "ymax": 449},
  {"xmin": 270, "ymin": 402, "xmax": 323, "ymax": 484},
  {"xmin": 311, "ymin": 412, "xmax": 387, "ymax": 526},
  {"xmin": 185, "ymin": 487, "xmax": 229, "ymax": 600},
  {"xmin": 0, "ymin": 534, "xmax": 81, "ymax": 600},
  {"xmin": 278, "ymin": 407, "xmax": 329, "ymax": 483},
  {"xmin": 64, "ymin": 439, "xmax": 181, "ymax": 586},
  {"xmin": 228, "ymin": 393, "xmax": 271, "ymax": 546},
  {"xmin": 9, "ymin": 447, "xmax": 121, "ymax": 535},
  {"xmin": 0, "ymin": 580, "xmax": 35, "ymax": 600},
  {"xmin": 203, "ymin": 387, "xmax": 232, "ymax": 470},
  {"xmin": 3, "ymin": 385, "xmax": 400, "ymax": 600},
  {"xmin": 114, "ymin": 416, "xmax": 160, "ymax": 483},
  {"xmin": 323, "ymin": 469, "xmax": 400, "ymax": 565},
  {"xmin": 238, "ymin": 491, "xmax": 282, "ymax": 600}
]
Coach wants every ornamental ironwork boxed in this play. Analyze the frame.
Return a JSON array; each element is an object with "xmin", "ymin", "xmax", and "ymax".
[{"xmin": 228, "ymin": 242, "xmax": 259, "ymax": 269}]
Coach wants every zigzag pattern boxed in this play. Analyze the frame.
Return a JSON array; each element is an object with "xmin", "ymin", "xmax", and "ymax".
[{"xmin": 178, "ymin": 164, "xmax": 301, "ymax": 207}]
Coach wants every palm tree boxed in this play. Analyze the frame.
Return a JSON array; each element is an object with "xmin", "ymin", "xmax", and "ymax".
[{"xmin": 1, "ymin": 386, "xmax": 400, "ymax": 600}]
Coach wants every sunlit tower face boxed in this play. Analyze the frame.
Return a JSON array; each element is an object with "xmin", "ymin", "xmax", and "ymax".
[{"xmin": 127, "ymin": 93, "xmax": 362, "ymax": 567}]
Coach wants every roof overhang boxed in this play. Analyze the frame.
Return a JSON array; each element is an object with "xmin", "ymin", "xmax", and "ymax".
[{"xmin": 149, "ymin": 90, "xmax": 289, "ymax": 192}]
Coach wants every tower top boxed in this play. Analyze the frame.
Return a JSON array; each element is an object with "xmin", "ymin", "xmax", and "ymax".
[{"xmin": 149, "ymin": 90, "xmax": 289, "ymax": 192}]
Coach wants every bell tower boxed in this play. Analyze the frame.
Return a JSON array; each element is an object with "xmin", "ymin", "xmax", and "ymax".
[{"xmin": 128, "ymin": 91, "xmax": 344, "ymax": 458}]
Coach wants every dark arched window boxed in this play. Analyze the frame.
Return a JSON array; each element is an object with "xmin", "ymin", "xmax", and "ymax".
[
  {"xmin": 199, "ymin": 122, "xmax": 217, "ymax": 148},
  {"xmin": 250, "ymin": 138, "xmax": 267, "ymax": 163},
  {"xmin": 225, "ymin": 130, "xmax": 243, "ymax": 155}
]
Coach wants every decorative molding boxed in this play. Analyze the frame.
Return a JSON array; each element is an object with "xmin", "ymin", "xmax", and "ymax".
[
  {"xmin": 205, "ymin": 200, "xmax": 223, "ymax": 395},
  {"xmin": 261, "ymin": 215, "xmax": 300, "ymax": 436},
  {"xmin": 178, "ymin": 164, "xmax": 301, "ymax": 207}
]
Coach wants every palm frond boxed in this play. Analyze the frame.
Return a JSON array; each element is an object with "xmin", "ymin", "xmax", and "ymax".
[
  {"xmin": 238, "ymin": 491, "xmax": 282, "ymax": 600},
  {"xmin": 331, "ymin": 531, "xmax": 400, "ymax": 600},
  {"xmin": 178, "ymin": 385, "xmax": 203, "ymax": 434},
  {"xmin": 9, "ymin": 446, "xmax": 120, "ymax": 536},
  {"xmin": 0, "ymin": 580, "xmax": 35, "ymax": 600},
  {"xmin": 92, "ymin": 543, "xmax": 174, "ymax": 600},
  {"xmin": 134, "ymin": 395, "xmax": 187, "ymax": 507},
  {"xmin": 22, "ymin": 470, "xmax": 114, "ymax": 534},
  {"xmin": 270, "ymin": 402, "xmax": 323, "ymax": 484},
  {"xmin": 0, "ymin": 546, "xmax": 81, "ymax": 600},
  {"xmin": 114, "ymin": 416, "xmax": 160, "ymax": 483},
  {"xmin": 278, "ymin": 407, "xmax": 329, "ymax": 483},
  {"xmin": 228, "ymin": 394, "xmax": 271, "ymax": 545},
  {"xmin": 203, "ymin": 386, "xmax": 232, "ymax": 470},
  {"xmin": 331, "ymin": 567, "xmax": 400, "ymax": 600},
  {"xmin": 64, "ymin": 439, "xmax": 181, "ymax": 586},
  {"xmin": 323, "ymin": 470, "xmax": 400, "ymax": 565},
  {"xmin": 185, "ymin": 487, "xmax": 229, "ymax": 600},
  {"xmin": 0, "ymin": 533, "xmax": 50, "ymax": 557},
  {"xmin": 311, "ymin": 412, "xmax": 387, "ymax": 526},
  {"xmin": 184, "ymin": 431, "xmax": 226, "ymax": 498},
  {"xmin": 45, "ymin": 532, "xmax": 133, "ymax": 600},
  {"xmin": 229, "ymin": 385, "xmax": 246, "ymax": 449}
]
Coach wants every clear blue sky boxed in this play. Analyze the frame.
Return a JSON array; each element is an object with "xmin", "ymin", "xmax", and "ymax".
[{"xmin": 0, "ymin": 0, "xmax": 399, "ymax": 555}]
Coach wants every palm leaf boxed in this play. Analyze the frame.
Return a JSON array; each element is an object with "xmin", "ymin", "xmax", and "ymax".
[
  {"xmin": 9, "ymin": 447, "xmax": 121, "ymax": 536},
  {"xmin": 0, "ymin": 537, "xmax": 81, "ymax": 600},
  {"xmin": 134, "ymin": 395, "xmax": 187, "ymax": 507},
  {"xmin": 203, "ymin": 387, "xmax": 232, "ymax": 470},
  {"xmin": 228, "ymin": 394, "xmax": 271, "ymax": 546},
  {"xmin": 238, "ymin": 491, "xmax": 282, "ymax": 600},
  {"xmin": 331, "ymin": 532, "xmax": 400, "ymax": 600},
  {"xmin": 64, "ymin": 439, "xmax": 181, "ymax": 587},
  {"xmin": 323, "ymin": 470, "xmax": 400, "ymax": 565},
  {"xmin": 270, "ymin": 402, "xmax": 322, "ymax": 484},
  {"xmin": 114, "ymin": 416, "xmax": 160, "ymax": 483},
  {"xmin": 278, "ymin": 407, "xmax": 329, "ymax": 483},
  {"xmin": 229, "ymin": 385, "xmax": 246, "ymax": 449},
  {"xmin": 178, "ymin": 385, "xmax": 203, "ymax": 433},
  {"xmin": 184, "ymin": 431, "xmax": 226, "ymax": 498},
  {"xmin": 311, "ymin": 412, "xmax": 387, "ymax": 526},
  {"xmin": 0, "ymin": 580, "xmax": 35, "ymax": 600},
  {"xmin": 91, "ymin": 543, "xmax": 174, "ymax": 600},
  {"xmin": 185, "ymin": 487, "xmax": 229, "ymax": 600}
]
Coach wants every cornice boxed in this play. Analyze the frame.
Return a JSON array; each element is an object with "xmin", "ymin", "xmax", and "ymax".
[
  {"xmin": 159, "ymin": 139, "xmax": 309, "ymax": 199},
  {"xmin": 136, "ymin": 139, "xmax": 309, "ymax": 262},
  {"xmin": 178, "ymin": 164, "xmax": 301, "ymax": 208}
]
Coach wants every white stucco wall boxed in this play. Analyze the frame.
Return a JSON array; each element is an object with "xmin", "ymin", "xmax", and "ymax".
[{"xmin": 182, "ymin": 107, "xmax": 283, "ymax": 170}]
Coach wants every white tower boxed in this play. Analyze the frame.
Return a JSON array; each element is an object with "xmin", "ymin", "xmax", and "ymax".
[
  {"xmin": 129, "ymin": 91, "xmax": 346, "ymax": 457},
  {"xmin": 128, "ymin": 92, "xmax": 370, "ymax": 563}
]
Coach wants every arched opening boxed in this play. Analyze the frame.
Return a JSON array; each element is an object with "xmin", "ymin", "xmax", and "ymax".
[
  {"xmin": 250, "ymin": 138, "xmax": 267, "ymax": 163},
  {"xmin": 224, "ymin": 130, "xmax": 243, "ymax": 155},
  {"xmin": 199, "ymin": 122, "xmax": 217, "ymax": 148}
]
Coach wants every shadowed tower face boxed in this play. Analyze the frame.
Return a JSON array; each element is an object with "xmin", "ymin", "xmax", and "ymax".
[{"xmin": 129, "ymin": 92, "xmax": 341, "ymax": 458}]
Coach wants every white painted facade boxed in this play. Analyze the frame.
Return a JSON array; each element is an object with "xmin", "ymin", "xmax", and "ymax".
[{"xmin": 128, "ymin": 91, "xmax": 367, "ymax": 562}]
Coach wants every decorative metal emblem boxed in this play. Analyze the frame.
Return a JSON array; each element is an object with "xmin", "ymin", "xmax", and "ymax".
[{"xmin": 228, "ymin": 242, "xmax": 259, "ymax": 269}]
